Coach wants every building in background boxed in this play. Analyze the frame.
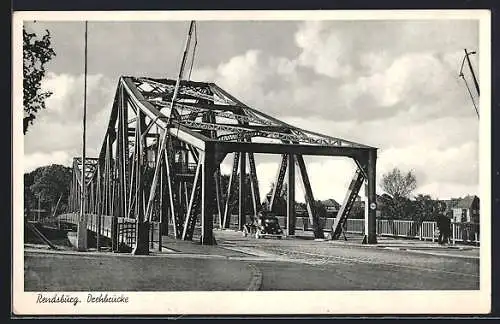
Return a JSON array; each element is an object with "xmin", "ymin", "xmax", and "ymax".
[
  {"xmin": 443, "ymin": 195, "xmax": 480, "ymax": 223},
  {"xmin": 321, "ymin": 199, "xmax": 341, "ymax": 217}
]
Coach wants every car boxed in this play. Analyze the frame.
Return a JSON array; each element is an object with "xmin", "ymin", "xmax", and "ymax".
[{"xmin": 243, "ymin": 211, "xmax": 284, "ymax": 239}]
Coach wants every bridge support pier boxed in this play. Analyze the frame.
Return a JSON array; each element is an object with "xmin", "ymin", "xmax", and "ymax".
[
  {"xmin": 133, "ymin": 221, "xmax": 150, "ymax": 255},
  {"xmin": 76, "ymin": 217, "xmax": 88, "ymax": 251},
  {"xmin": 200, "ymin": 148, "xmax": 217, "ymax": 245},
  {"xmin": 238, "ymin": 152, "xmax": 246, "ymax": 231}
]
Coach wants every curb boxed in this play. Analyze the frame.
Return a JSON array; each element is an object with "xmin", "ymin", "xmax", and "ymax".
[
  {"xmin": 383, "ymin": 247, "xmax": 480, "ymax": 260},
  {"xmin": 246, "ymin": 264, "xmax": 263, "ymax": 291},
  {"xmin": 326, "ymin": 239, "xmax": 478, "ymax": 250}
]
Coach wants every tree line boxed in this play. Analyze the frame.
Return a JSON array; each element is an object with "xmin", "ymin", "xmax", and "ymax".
[
  {"xmin": 24, "ymin": 164, "xmax": 72, "ymax": 218},
  {"xmin": 24, "ymin": 163, "xmax": 446, "ymax": 224}
]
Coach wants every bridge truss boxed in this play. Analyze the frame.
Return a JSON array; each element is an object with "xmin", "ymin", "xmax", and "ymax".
[{"xmin": 67, "ymin": 76, "xmax": 378, "ymax": 254}]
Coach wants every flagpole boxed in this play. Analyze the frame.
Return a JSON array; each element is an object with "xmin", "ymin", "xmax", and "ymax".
[{"xmin": 77, "ymin": 21, "xmax": 88, "ymax": 251}]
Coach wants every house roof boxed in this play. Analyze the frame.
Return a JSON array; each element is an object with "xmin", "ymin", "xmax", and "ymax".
[
  {"xmin": 321, "ymin": 199, "xmax": 340, "ymax": 207},
  {"xmin": 441, "ymin": 195, "xmax": 479, "ymax": 210},
  {"xmin": 294, "ymin": 202, "xmax": 307, "ymax": 212}
]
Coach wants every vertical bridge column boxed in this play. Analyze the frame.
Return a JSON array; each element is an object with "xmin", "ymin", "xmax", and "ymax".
[
  {"xmin": 201, "ymin": 147, "xmax": 216, "ymax": 245},
  {"xmin": 76, "ymin": 159, "xmax": 88, "ymax": 251},
  {"xmin": 133, "ymin": 111, "xmax": 149, "ymax": 255},
  {"xmin": 287, "ymin": 153, "xmax": 295, "ymax": 236},
  {"xmin": 238, "ymin": 151, "xmax": 247, "ymax": 231},
  {"xmin": 364, "ymin": 149, "xmax": 377, "ymax": 244}
]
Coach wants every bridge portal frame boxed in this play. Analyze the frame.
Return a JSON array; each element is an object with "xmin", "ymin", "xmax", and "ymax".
[{"xmin": 67, "ymin": 76, "xmax": 377, "ymax": 254}]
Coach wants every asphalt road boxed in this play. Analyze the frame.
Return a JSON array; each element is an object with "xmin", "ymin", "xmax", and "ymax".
[
  {"xmin": 212, "ymin": 230, "xmax": 480, "ymax": 290},
  {"xmin": 23, "ymin": 229, "xmax": 480, "ymax": 291},
  {"xmin": 24, "ymin": 251, "xmax": 255, "ymax": 291}
]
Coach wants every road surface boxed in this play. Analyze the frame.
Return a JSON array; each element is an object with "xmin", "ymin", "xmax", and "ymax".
[
  {"xmin": 210, "ymin": 229, "xmax": 479, "ymax": 290},
  {"xmin": 24, "ymin": 229, "xmax": 479, "ymax": 291}
]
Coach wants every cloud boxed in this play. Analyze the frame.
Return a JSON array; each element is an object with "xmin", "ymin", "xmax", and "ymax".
[
  {"xmin": 192, "ymin": 20, "xmax": 478, "ymax": 123},
  {"xmin": 282, "ymin": 115, "xmax": 479, "ymax": 199},
  {"xmin": 23, "ymin": 20, "xmax": 480, "ymax": 201},
  {"xmin": 24, "ymin": 73, "xmax": 115, "ymax": 171},
  {"xmin": 294, "ymin": 21, "xmax": 353, "ymax": 78},
  {"xmin": 24, "ymin": 150, "xmax": 73, "ymax": 172}
]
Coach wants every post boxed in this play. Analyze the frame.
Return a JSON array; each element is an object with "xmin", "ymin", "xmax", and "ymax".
[
  {"xmin": 432, "ymin": 222, "xmax": 436, "ymax": 242},
  {"xmin": 452, "ymin": 222, "xmax": 456, "ymax": 245},
  {"xmin": 37, "ymin": 194, "xmax": 41, "ymax": 222},
  {"xmin": 96, "ymin": 165, "xmax": 102, "ymax": 251},
  {"xmin": 201, "ymin": 149, "xmax": 216, "ymax": 245},
  {"xmin": 464, "ymin": 48, "xmax": 480, "ymax": 96},
  {"xmin": 109, "ymin": 137, "xmax": 118, "ymax": 252},
  {"xmin": 150, "ymin": 223, "xmax": 154, "ymax": 249},
  {"xmin": 158, "ymin": 161, "xmax": 164, "ymax": 251},
  {"xmin": 362, "ymin": 188, "xmax": 369, "ymax": 237},
  {"xmin": 287, "ymin": 153, "xmax": 295, "ymax": 236},
  {"xmin": 365, "ymin": 149, "xmax": 377, "ymax": 244},
  {"xmin": 77, "ymin": 21, "xmax": 89, "ymax": 252},
  {"xmin": 238, "ymin": 152, "xmax": 246, "ymax": 231}
]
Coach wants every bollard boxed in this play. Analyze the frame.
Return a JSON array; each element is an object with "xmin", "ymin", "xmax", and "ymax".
[
  {"xmin": 132, "ymin": 221, "xmax": 150, "ymax": 255},
  {"xmin": 150, "ymin": 223, "xmax": 154, "ymax": 249},
  {"xmin": 158, "ymin": 222, "xmax": 163, "ymax": 252},
  {"xmin": 111, "ymin": 217, "xmax": 118, "ymax": 252}
]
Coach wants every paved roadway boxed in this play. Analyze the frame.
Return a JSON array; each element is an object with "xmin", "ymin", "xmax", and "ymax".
[
  {"xmin": 202, "ymin": 229, "xmax": 480, "ymax": 290},
  {"xmin": 24, "ymin": 249, "xmax": 257, "ymax": 291},
  {"xmin": 24, "ymin": 228, "xmax": 479, "ymax": 291}
]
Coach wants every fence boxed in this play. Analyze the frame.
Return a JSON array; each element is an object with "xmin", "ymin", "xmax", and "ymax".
[
  {"xmin": 269, "ymin": 215, "xmax": 479, "ymax": 245},
  {"xmin": 57, "ymin": 213, "xmax": 479, "ymax": 246},
  {"xmin": 57, "ymin": 213, "xmax": 161, "ymax": 251}
]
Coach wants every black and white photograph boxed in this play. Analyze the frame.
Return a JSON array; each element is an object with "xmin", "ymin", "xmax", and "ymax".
[{"xmin": 13, "ymin": 10, "xmax": 491, "ymax": 315}]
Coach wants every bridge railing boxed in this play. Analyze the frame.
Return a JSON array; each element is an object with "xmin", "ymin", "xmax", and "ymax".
[
  {"xmin": 57, "ymin": 212, "xmax": 479, "ymax": 246},
  {"xmin": 58, "ymin": 213, "xmax": 137, "ymax": 248},
  {"xmin": 347, "ymin": 219, "xmax": 479, "ymax": 245},
  {"xmin": 265, "ymin": 215, "xmax": 479, "ymax": 245},
  {"xmin": 58, "ymin": 213, "xmax": 164, "ymax": 251}
]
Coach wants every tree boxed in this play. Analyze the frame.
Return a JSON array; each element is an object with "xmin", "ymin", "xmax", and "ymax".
[
  {"xmin": 30, "ymin": 164, "xmax": 72, "ymax": 215},
  {"xmin": 24, "ymin": 171, "xmax": 39, "ymax": 218},
  {"xmin": 23, "ymin": 26, "xmax": 56, "ymax": 134},
  {"xmin": 381, "ymin": 168, "xmax": 417, "ymax": 199},
  {"xmin": 261, "ymin": 181, "xmax": 287, "ymax": 215},
  {"xmin": 313, "ymin": 200, "xmax": 327, "ymax": 227},
  {"xmin": 414, "ymin": 194, "xmax": 439, "ymax": 222},
  {"xmin": 380, "ymin": 167, "xmax": 417, "ymax": 222}
]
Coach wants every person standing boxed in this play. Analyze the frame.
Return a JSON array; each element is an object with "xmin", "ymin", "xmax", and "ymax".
[
  {"xmin": 442, "ymin": 213, "xmax": 452, "ymax": 244},
  {"xmin": 436, "ymin": 202, "xmax": 447, "ymax": 245},
  {"xmin": 436, "ymin": 213, "xmax": 445, "ymax": 244}
]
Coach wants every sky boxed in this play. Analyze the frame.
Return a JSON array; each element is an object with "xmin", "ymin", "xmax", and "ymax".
[{"xmin": 22, "ymin": 17, "xmax": 481, "ymax": 202}]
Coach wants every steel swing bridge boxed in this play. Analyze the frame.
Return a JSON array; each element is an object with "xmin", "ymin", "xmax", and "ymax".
[{"xmin": 65, "ymin": 21, "xmax": 378, "ymax": 255}]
